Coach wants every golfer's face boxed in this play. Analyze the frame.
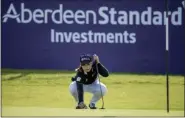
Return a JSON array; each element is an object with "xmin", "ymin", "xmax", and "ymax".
[{"xmin": 81, "ymin": 62, "xmax": 92, "ymax": 72}]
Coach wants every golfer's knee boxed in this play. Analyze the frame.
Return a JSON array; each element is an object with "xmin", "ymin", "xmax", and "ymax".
[
  {"xmin": 69, "ymin": 82, "xmax": 78, "ymax": 95},
  {"xmin": 96, "ymin": 84, "xmax": 107, "ymax": 96},
  {"xmin": 101, "ymin": 85, "xmax": 108, "ymax": 96}
]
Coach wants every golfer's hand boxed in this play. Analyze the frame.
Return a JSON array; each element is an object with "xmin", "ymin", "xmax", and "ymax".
[{"xmin": 93, "ymin": 54, "xmax": 100, "ymax": 64}]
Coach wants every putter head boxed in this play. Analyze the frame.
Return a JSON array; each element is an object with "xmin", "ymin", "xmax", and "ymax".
[{"xmin": 100, "ymin": 107, "xmax": 105, "ymax": 109}]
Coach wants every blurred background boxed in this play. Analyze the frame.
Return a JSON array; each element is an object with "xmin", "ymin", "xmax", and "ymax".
[{"xmin": 2, "ymin": 0, "xmax": 184, "ymax": 74}]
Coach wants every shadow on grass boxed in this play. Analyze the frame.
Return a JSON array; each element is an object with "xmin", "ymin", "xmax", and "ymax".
[
  {"xmin": 2, "ymin": 73, "xmax": 29, "ymax": 81},
  {"xmin": 1, "ymin": 69, "xmax": 74, "ymax": 81},
  {"xmin": 1, "ymin": 68, "xmax": 75, "ymax": 74}
]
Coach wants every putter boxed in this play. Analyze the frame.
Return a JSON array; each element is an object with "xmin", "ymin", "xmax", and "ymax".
[{"xmin": 94, "ymin": 54, "xmax": 105, "ymax": 109}]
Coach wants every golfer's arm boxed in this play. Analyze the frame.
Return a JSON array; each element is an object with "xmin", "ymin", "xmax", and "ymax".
[
  {"xmin": 97, "ymin": 63, "xmax": 109, "ymax": 77},
  {"xmin": 76, "ymin": 81, "xmax": 84, "ymax": 103}
]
